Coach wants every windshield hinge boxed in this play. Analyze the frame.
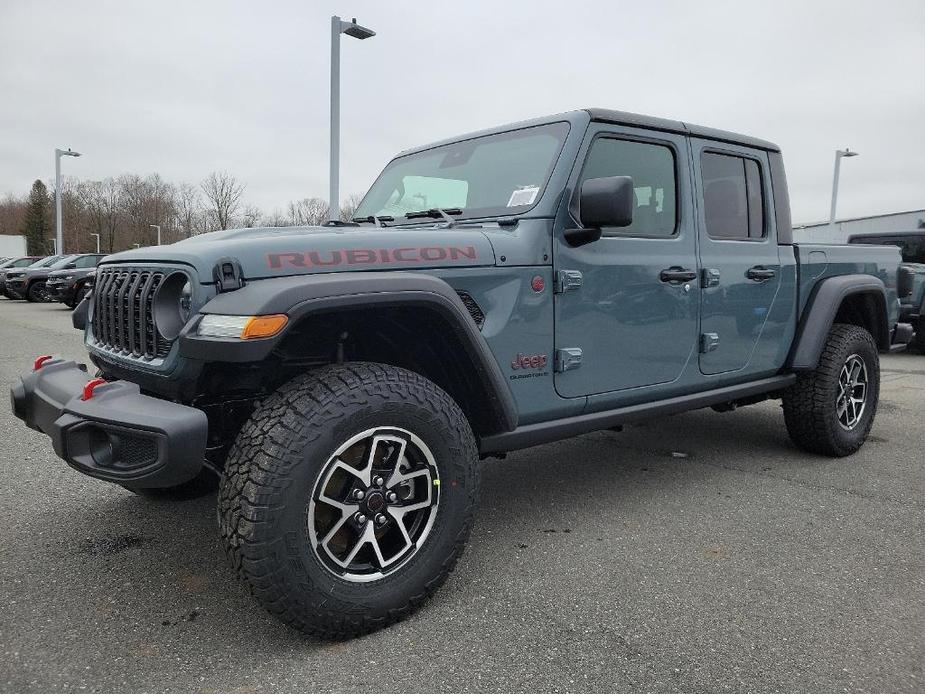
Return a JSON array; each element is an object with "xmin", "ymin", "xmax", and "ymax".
[{"xmin": 213, "ymin": 258, "xmax": 246, "ymax": 293}]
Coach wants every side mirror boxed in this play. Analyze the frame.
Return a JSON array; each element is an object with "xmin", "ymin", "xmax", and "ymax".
[
  {"xmin": 65, "ymin": 263, "xmax": 77, "ymax": 269},
  {"xmin": 564, "ymin": 175, "xmax": 634, "ymax": 247}
]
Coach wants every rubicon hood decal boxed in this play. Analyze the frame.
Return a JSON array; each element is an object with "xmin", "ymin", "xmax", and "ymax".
[
  {"xmin": 268, "ymin": 245, "xmax": 478, "ymax": 269},
  {"xmin": 101, "ymin": 226, "xmax": 495, "ymax": 280}
]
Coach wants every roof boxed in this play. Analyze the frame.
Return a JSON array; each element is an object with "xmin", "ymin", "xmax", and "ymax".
[
  {"xmin": 585, "ymin": 108, "xmax": 780, "ymax": 152},
  {"xmin": 396, "ymin": 109, "xmax": 780, "ymax": 159}
]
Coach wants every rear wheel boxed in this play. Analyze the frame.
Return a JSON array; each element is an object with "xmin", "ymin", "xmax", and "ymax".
[
  {"xmin": 782, "ymin": 323, "xmax": 879, "ymax": 457},
  {"xmin": 218, "ymin": 362, "xmax": 479, "ymax": 638}
]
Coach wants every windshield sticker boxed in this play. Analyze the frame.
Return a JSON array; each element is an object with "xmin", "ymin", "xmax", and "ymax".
[{"xmin": 507, "ymin": 185, "xmax": 540, "ymax": 207}]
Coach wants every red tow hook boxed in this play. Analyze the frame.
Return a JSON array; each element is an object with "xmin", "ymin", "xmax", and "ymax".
[
  {"xmin": 33, "ymin": 355, "xmax": 54, "ymax": 371},
  {"xmin": 81, "ymin": 377, "xmax": 108, "ymax": 401}
]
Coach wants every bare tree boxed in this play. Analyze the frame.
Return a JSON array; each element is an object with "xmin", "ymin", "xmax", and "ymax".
[
  {"xmin": 286, "ymin": 197, "xmax": 329, "ymax": 226},
  {"xmin": 241, "ymin": 204, "xmax": 263, "ymax": 228},
  {"xmin": 339, "ymin": 193, "xmax": 363, "ymax": 222},
  {"xmin": 174, "ymin": 182, "xmax": 204, "ymax": 238},
  {"xmin": 201, "ymin": 171, "xmax": 245, "ymax": 230}
]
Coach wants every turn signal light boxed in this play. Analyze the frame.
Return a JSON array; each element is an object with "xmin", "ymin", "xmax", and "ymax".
[
  {"xmin": 241, "ymin": 314, "xmax": 289, "ymax": 340},
  {"xmin": 33, "ymin": 355, "xmax": 53, "ymax": 371}
]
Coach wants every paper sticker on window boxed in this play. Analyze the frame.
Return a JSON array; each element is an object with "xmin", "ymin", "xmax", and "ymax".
[{"xmin": 507, "ymin": 185, "xmax": 540, "ymax": 207}]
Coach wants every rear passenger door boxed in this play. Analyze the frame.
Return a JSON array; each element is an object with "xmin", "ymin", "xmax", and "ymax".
[{"xmin": 692, "ymin": 141, "xmax": 782, "ymax": 376}]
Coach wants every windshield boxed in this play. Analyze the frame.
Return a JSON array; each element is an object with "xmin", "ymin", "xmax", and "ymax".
[
  {"xmin": 43, "ymin": 255, "xmax": 77, "ymax": 270},
  {"xmin": 355, "ymin": 122, "xmax": 570, "ymax": 222},
  {"xmin": 30, "ymin": 255, "xmax": 61, "ymax": 268}
]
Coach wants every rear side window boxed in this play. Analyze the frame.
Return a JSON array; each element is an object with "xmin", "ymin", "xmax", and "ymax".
[
  {"xmin": 701, "ymin": 152, "xmax": 766, "ymax": 240},
  {"xmin": 578, "ymin": 137, "xmax": 677, "ymax": 237},
  {"xmin": 74, "ymin": 255, "xmax": 100, "ymax": 268}
]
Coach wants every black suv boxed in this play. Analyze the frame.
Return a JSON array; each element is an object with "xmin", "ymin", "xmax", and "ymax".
[
  {"xmin": 5, "ymin": 255, "xmax": 82, "ymax": 302},
  {"xmin": 46, "ymin": 255, "xmax": 105, "ymax": 307},
  {"xmin": 0, "ymin": 256, "xmax": 47, "ymax": 298}
]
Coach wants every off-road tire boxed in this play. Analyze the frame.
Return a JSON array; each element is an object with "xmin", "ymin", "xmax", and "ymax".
[
  {"xmin": 124, "ymin": 465, "xmax": 220, "ymax": 500},
  {"xmin": 26, "ymin": 281, "xmax": 47, "ymax": 303},
  {"xmin": 218, "ymin": 362, "xmax": 479, "ymax": 639},
  {"xmin": 782, "ymin": 323, "xmax": 879, "ymax": 457}
]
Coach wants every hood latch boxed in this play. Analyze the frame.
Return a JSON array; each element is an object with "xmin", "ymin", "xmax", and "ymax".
[{"xmin": 213, "ymin": 258, "xmax": 246, "ymax": 293}]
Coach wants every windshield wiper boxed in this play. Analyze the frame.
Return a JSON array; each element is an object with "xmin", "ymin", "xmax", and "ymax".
[
  {"xmin": 403, "ymin": 208, "xmax": 463, "ymax": 227},
  {"xmin": 352, "ymin": 215, "xmax": 395, "ymax": 227}
]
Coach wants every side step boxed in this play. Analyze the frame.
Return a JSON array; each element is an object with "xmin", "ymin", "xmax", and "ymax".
[{"xmin": 479, "ymin": 374, "xmax": 796, "ymax": 454}]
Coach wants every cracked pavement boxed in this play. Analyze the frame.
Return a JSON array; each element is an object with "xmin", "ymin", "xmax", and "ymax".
[{"xmin": 1, "ymin": 299, "xmax": 923, "ymax": 693}]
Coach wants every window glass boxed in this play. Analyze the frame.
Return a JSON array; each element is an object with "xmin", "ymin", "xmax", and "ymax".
[
  {"xmin": 850, "ymin": 234, "xmax": 925, "ymax": 264},
  {"xmin": 355, "ymin": 122, "xmax": 569, "ymax": 221},
  {"xmin": 75, "ymin": 255, "xmax": 100, "ymax": 268},
  {"xmin": 702, "ymin": 152, "xmax": 766, "ymax": 240},
  {"xmin": 578, "ymin": 138, "xmax": 677, "ymax": 237}
]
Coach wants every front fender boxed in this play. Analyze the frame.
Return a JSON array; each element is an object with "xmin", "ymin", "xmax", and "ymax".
[
  {"xmin": 788, "ymin": 274, "xmax": 890, "ymax": 371},
  {"xmin": 178, "ymin": 271, "xmax": 518, "ymax": 432}
]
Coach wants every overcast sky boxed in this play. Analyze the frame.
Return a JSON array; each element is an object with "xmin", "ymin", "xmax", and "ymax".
[{"xmin": 1, "ymin": 0, "xmax": 922, "ymax": 224}]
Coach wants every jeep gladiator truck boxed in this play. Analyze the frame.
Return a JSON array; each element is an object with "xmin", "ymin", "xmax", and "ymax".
[
  {"xmin": 11, "ymin": 109, "xmax": 908, "ymax": 638},
  {"xmin": 849, "ymin": 230, "xmax": 925, "ymax": 351}
]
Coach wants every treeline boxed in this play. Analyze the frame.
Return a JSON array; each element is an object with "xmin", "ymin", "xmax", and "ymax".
[{"xmin": 0, "ymin": 172, "xmax": 361, "ymax": 255}]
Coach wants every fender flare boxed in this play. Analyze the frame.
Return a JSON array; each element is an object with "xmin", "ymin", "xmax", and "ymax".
[
  {"xmin": 788, "ymin": 274, "xmax": 890, "ymax": 371},
  {"xmin": 179, "ymin": 271, "xmax": 518, "ymax": 433}
]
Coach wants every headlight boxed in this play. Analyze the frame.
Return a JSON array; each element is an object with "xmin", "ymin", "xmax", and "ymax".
[{"xmin": 198, "ymin": 314, "xmax": 288, "ymax": 340}]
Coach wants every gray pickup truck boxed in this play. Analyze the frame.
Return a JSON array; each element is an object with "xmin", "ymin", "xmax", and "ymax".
[
  {"xmin": 849, "ymin": 230, "xmax": 925, "ymax": 351},
  {"xmin": 11, "ymin": 109, "xmax": 908, "ymax": 638}
]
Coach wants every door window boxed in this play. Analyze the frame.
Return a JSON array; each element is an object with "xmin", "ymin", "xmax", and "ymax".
[
  {"xmin": 701, "ymin": 152, "xmax": 766, "ymax": 240},
  {"xmin": 578, "ymin": 138, "xmax": 677, "ymax": 237}
]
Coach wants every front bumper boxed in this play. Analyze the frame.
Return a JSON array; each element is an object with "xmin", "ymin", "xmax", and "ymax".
[
  {"xmin": 10, "ymin": 359, "xmax": 208, "ymax": 488},
  {"xmin": 45, "ymin": 280, "xmax": 74, "ymax": 302}
]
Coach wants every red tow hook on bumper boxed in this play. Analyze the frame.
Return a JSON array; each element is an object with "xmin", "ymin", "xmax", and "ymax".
[
  {"xmin": 81, "ymin": 377, "xmax": 108, "ymax": 401},
  {"xmin": 33, "ymin": 355, "xmax": 54, "ymax": 371}
]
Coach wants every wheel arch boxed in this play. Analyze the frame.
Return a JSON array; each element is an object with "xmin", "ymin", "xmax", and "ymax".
[
  {"xmin": 788, "ymin": 274, "xmax": 891, "ymax": 371},
  {"xmin": 181, "ymin": 272, "xmax": 518, "ymax": 437}
]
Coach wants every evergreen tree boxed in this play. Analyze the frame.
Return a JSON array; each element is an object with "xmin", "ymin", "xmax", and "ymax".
[{"xmin": 23, "ymin": 180, "xmax": 51, "ymax": 255}]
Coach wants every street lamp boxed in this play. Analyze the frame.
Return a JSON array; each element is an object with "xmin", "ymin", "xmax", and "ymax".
[
  {"xmin": 329, "ymin": 15, "xmax": 375, "ymax": 222},
  {"xmin": 149, "ymin": 224, "xmax": 162, "ymax": 246},
  {"xmin": 90, "ymin": 233, "xmax": 101, "ymax": 254},
  {"xmin": 829, "ymin": 148, "xmax": 859, "ymax": 229},
  {"xmin": 55, "ymin": 148, "xmax": 81, "ymax": 254}
]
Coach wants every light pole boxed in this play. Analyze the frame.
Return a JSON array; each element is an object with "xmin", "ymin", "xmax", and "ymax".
[
  {"xmin": 55, "ymin": 148, "xmax": 81, "ymax": 254},
  {"xmin": 149, "ymin": 224, "xmax": 162, "ymax": 246},
  {"xmin": 90, "ymin": 233, "xmax": 101, "ymax": 254},
  {"xmin": 329, "ymin": 16, "xmax": 375, "ymax": 222},
  {"xmin": 829, "ymin": 148, "xmax": 859, "ymax": 229}
]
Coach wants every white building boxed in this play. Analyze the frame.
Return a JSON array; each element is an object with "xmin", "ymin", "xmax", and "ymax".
[
  {"xmin": 793, "ymin": 209, "xmax": 925, "ymax": 244},
  {"xmin": 0, "ymin": 235, "xmax": 26, "ymax": 257}
]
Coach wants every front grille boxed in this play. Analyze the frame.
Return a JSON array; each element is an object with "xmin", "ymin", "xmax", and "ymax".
[{"xmin": 91, "ymin": 268, "xmax": 171, "ymax": 360}]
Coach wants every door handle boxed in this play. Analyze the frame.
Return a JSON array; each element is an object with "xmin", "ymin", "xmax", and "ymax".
[
  {"xmin": 746, "ymin": 266, "xmax": 776, "ymax": 282},
  {"xmin": 660, "ymin": 267, "xmax": 697, "ymax": 283}
]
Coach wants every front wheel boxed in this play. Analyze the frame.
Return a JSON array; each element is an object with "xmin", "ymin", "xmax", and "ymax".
[
  {"xmin": 218, "ymin": 362, "xmax": 479, "ymax": 638},
  {"xmin": 26, "ymin": 281, "xmax": 49, "ymax": 303},
  {"xmin": 782, "ymin": 323, "xmax": 880, "ymax": 457}
]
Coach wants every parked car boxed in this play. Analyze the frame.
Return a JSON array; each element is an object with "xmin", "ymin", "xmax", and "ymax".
[
  {"xmin": 45, "ymin": 255, "xmax": 106, "ymax": 308},
  {"xmin": 849, "ymin": 230, "xmax": 925, "ymax": 351},
  {"xmin": 5, "ymin": 255, "xmax": 78, "ymax": 301},
  {"xmin": 12, "ymin": 108, "xmax": 910, "ymax": 638},
  {"xmin": 0, "ymin": 256, "xmax": 51, "ymax": 298}
]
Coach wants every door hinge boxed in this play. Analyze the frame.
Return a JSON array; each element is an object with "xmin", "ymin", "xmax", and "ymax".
[
  {"xmin": 554, "ymin": 347, "xmax": 583, "ymax": 373},
  {"xmin": 701, "ymin": 268, "xmax": 721, "ymax": 288},
  {"xmin": 700, "ymin": 333, "xmax": 720, "ymax": 353},
  {"xmin": 554, "ymin": 269, "xmax": 583, "ymax": 294}
]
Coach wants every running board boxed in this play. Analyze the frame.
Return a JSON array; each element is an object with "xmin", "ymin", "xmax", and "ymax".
[{"xmin": 479, "ymin": 374, "xmax": 796, "ymax": 454}]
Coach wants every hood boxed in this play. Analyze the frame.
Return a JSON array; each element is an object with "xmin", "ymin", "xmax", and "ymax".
[{"xmin": 101, "ymin": 225, "xmax": 496, "ymax": 282}]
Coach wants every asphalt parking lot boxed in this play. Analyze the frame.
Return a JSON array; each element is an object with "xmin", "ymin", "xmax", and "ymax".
[{"xmin": 0, "ymin": 298, "xmax": 922, "ymax": 694}]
